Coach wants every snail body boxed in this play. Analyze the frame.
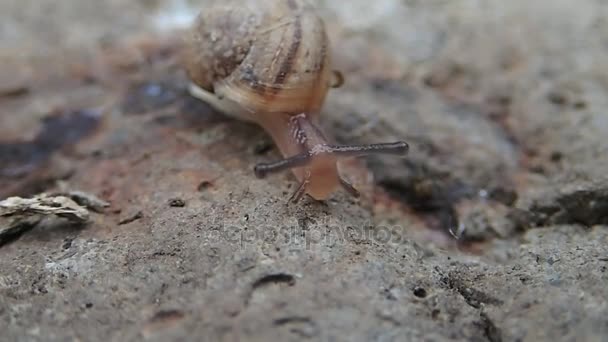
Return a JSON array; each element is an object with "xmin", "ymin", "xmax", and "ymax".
[{"xmin": 183, "ymin": 0, "xmax": 408, "ymax": 201}]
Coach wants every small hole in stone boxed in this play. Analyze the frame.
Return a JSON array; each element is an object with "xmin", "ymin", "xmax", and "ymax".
[
  {"xmin": 547, "ymin": 92, "xmax": 567, "ymax": 105},
  {"xmin": 431, "ymin": 309, "xmax": 440, "ymax": 319},
  {"xmin": 413, "ymin": 286, "xmax": 427, "ymax": 298},
  {"xmin": 198, "ymin": 181, "xmax": 212, "ymax": 191},
  {"xmin": 550, "ymin": 151, "xmax": 563, "ymax": 162}
]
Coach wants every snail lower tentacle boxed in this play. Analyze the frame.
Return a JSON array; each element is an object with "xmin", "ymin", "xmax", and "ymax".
[{"xmin": 253, "ymin": 153, "xmax": 311, "ymax": 179}]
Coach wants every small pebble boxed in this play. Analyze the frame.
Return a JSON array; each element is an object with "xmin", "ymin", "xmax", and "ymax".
[{"xmin": 168, "ymin": 198, "xmax": 186, "ymax": 207}]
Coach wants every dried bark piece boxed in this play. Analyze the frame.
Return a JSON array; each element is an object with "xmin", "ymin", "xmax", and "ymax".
[{"xmin": 0, "ymin": 194, "xmax": 91, "ymax": 245}]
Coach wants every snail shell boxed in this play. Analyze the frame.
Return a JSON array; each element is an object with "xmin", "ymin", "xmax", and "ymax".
[{"xmin": 183, "ymin": 0, "xmax": 331, "ymax": 119}]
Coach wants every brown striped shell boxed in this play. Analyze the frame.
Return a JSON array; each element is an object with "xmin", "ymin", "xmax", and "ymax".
[{"xmin": 182, "ymin": 0, "xmax": 332, "ymax": 121}]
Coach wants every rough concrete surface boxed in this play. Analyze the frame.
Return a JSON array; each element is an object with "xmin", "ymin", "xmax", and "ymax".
[{"xmin": 1, "ymin": 0, "xmax": 607, "ymax": 341}]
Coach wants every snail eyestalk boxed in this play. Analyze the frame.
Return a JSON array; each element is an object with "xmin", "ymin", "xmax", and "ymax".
[{"xmin": 327, "ymin": 141, "xmax": 409, "ymax": 158}]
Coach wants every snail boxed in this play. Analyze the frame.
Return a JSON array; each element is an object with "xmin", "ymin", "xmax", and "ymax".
[{"xmin": 182, "ymin": 0, "xmax": 409, "ymax": 202}]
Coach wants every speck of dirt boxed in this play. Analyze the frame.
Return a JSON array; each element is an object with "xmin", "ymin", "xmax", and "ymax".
[{"xmin": 168, "ymin": 198, "xmax": 186, "ymax": 207}]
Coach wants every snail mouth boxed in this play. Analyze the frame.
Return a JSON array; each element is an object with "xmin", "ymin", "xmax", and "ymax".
[{"xmin": 253, "ymin": 141, "xmax": 409, "ymax": 179}]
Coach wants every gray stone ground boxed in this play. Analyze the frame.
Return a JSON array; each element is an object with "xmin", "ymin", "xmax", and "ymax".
[{"xmin": 1, "ymin": 0, "xmax": 607, "ymax": 341}]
